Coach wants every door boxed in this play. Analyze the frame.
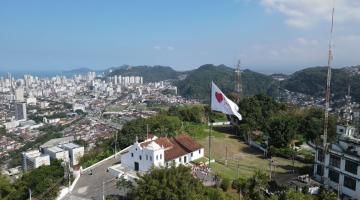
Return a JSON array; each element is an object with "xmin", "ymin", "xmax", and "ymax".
[{"xmin": 134, "ymin": 162, "xmax": 139, "ymax": 171}]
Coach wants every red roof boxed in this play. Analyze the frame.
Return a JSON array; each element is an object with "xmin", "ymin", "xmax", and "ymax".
[
  {"xmin": 140, "ymin": 134, "xmax": 203, "ymax": 161},
  {"xmin": 165, "ymin": 134, "xmax": 203, "ymax": 161}
]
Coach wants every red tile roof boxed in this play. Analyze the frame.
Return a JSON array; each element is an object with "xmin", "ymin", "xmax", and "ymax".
[
  {"xmin": 139, "ymin": 134, "xmax": 203, "ymax": 161},
  {"xmin": 165, "ymin": 134, "xmax": 203, "ymax": 161}
]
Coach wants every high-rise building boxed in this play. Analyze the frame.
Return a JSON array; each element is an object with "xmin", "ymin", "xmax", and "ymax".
[
  {"xmin": 15, "ymin": 87, "xmax": 24, "ymax": 102},
  {"xmin": 15, "ymin": 102, "xmax": 27, "ymax": 121}
]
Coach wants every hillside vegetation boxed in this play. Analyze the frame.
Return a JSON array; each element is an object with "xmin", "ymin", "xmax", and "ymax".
[
  {"xmin": 282, "ymin": 66, "xmax": 360, "ymax": 101},
  {"xmin": 108, "ymin": 65, "xmax": 182, "ymax": 83},
  {"xmin": 175, "ymin": 64, "xmax": 278, "ymax": 102}
]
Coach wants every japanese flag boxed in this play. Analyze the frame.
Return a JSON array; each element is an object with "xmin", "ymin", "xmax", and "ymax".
[{"xmin": 211, "ymin": 82, "xmax": 242, "ymax": 120}]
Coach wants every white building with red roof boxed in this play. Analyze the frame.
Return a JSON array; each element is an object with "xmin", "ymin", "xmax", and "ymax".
[{"xmin": 120, "ymin": 134, "xmax": 204, "ymax": 172}]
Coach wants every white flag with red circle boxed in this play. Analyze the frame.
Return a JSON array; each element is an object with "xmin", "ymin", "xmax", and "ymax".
[{"xmin": 211, "ymin": 82, "xmax": 242, "ymax": 120}]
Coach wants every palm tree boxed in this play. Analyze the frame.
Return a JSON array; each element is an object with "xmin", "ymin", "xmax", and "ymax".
[{"xmin": 116, "ymin": 176, "xmax": 133, "ymax": 200}]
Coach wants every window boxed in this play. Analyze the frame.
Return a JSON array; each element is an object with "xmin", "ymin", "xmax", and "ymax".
[
  {"xmin": 317, "ymin": 150, "xmax": 324, "ymax": 162},
  {"xmin": 179, "ymin": 157, "xmax": 181, "ymax": 162},
  {"xmin": 160, "ymin": 154, "xmax": 162, "ymax": 159},
  {"xmin": 131, "ymin": 153, "xmax": 134, "ymax": 157},
  {"xmin": 156, "ymin": 155, "xmax": 158, "ymax": 160},
  {"xmin": 199, "ymin": 149, "xmax": 201, "ymax": 154},
  {"xmin": 150, "ymin": 156, "xmax": 152, "ymax": 161},
  {"xmin": 329, "ymin": 154, "xmax": 341, "ymax": 168},
  {"xmin": 328, "ymin": 170, "xmax": 339, "ymax": 183},
  {"xmin": 135, "ymin": 148, "xmax": 137, "ymax": 151},
  {"xmin": 184, "ymin": 156, "xmax": 187, "ymax": 163},
  {"xmin": 316, "ymin": 165, "xmax": 323, "ymax": 176},
  {"xmin": 343, "ymin": 176, "xmax": 356, "ymax": 191},
  {"xmin": 139, "ymin": 155, "xmax": 142, "ymax": 160},
  {"xmin": 345, "ymin": 160, "xmax": 358, "ymax": 175},
  {"xmin": 191, "ymin": 153, "xmax": 193, "ymax": 157},
  {"xmin": 146, "ymin": 155, "xmax": 148, "ymax": 160}
]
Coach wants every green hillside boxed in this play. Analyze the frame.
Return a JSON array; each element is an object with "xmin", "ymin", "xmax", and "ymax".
[
  {"xmin": 175, "ymin": 64, "xmax": 278, "ymax": 102},
  {"xmin": 282, "ymin": 66, "xmax": 360, "ymax": 101},
  {"xmin": 108, "ymin": 65, "xmax": 182, "ymax": 83}
]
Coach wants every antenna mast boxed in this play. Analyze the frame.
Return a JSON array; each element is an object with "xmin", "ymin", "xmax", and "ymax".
[
  {"xmin": 322, "ymin": 2, "xmax": 335, "ymax": 183},
  {"xmin": 323, "ymin": 3, "xmax": 335, "ymax": 151},
  {"xmin": 235, "ymin": 60, "xmax": 243, "ymax": 102}
]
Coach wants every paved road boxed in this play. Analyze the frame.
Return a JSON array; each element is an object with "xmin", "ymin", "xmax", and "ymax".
[{"xmin": 62, "ymin": 155, "xmax": 123, "ymax": 200}]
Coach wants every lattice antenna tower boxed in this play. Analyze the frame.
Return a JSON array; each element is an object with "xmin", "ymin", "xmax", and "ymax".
[
  {"xmin": 234, "ymin": 60, "xmax": 243, "ymax": 101},
  {"xmin": 323, "ymin": 2, "xmax": 335, "ymax": 152}
]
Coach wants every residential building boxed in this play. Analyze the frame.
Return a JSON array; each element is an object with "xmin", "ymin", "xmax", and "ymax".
[
  {"xmin": 60, "ymin": 143, "xmax": 84, "ymax": 166},
  {"xmin": 43, "ymin": 146, "xmax": 70, "ymax": 162},
  {"xmin": 15, "ymin": 102, "xmax": 27, "ymax": 121},
  {"xmin": 314, "ymin": 125, "xmax": 360, "ymax": 199},
  {"xmin": 22, "ymin": 150, "xmax": 50, "ymax": 172}
]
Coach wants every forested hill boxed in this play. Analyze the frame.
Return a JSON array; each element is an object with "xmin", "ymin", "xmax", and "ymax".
[
  {"xmin": 282, "ymin": 66, "xmax": 360, "ymax": 102},
  {"xmin": 108, "ymin": 65, "xmax": 183, "ymax": 83},
  {"xmin": 175, "ymin": 64, "xmax": 278, "ymax": 102}
]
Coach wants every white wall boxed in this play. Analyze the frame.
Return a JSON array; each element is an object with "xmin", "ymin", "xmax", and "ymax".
[
  {"xmin": 167, "ymin": 148, "xmax": 204, "ymax": 166},
  {"xmin": 121, "ymin": 143, "xmax": 165, "ymax": 172}
]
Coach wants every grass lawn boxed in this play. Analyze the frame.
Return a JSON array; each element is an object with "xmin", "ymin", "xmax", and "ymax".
[
  {"xmin": 195, "ymin": 127, "xmax": 309, "ymax": 180},
  {"xmin": 184, "ymin": 123, "xmax": 226, "ymax": 140}
]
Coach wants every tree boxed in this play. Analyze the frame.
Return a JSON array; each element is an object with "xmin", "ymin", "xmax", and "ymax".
[
  {"xmin": 268, "ymin": 115, "xmax": 298, "ymax": 148},
  {"xmin": 0, "ymin": 173, "xmax": 15, "ymax": 198},
  {"xmin": 116, "ymin": 176, "xmax": 134, "ymax": 200},
  {"xmin": 282, "ymin": 188, "xmax": 312, "ymax": 200},
  {"xmin": 232, "ymin": 177, "xmax": 248, "ymax": 199},
  {"xmin": 133, "ymin": 165, "xmax": 228, "ymax": 200},
  {"xmin": 319, "ymin": 190, "xmax": 338, "ymax": 200},
  {"xmin": 220, "ymin": 178, "xmax": 230, "ymax": 192},
  {"xmin": 247, "ymin": 170, "xmax": 269, "ymax": 200},
  {"xmin": 5, "ymin": 159, "xmax": 64, "ymax": 200},
  {"xmin": 238, "ymin": 94, "xmax": 286, "ymax": 133}
]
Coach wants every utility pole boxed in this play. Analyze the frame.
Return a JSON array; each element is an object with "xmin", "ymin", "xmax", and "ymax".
[
  {"xmin": 102, "ymin": 179, "xmax": 105, "ymax": 200},
  {"xmin": 146, "ymin": 124, "xmax": 149, "ymax": 139},
  {"xmin": 237, "ymin": 159, "xmax": 240, "ymax": 178},
  {"xmin": 225, "ymin": 145, "xmax": 228, "ymax": 166},
  {"xmin": 68, "ymin": 162, "xmax": 71, "ymax": 193},
  {"xmin": 208, "ymin": 116, "xmax": 212, "ymax": 169},
  {"xmin": 114, "ymin": 131, "xmax": 118, "ymax": 157},
  {"xmin": 28, "ymin": 188, "xmax": 32, "ymax": 200}
]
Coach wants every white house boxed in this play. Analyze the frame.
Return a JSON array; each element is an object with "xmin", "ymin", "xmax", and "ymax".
[{"xmin": 120, "ymin": 134, "xmax": 204, "ymax": 173}]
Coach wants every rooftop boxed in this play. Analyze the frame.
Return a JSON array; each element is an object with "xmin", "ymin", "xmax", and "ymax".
[
  {"xmin": 46, "ymin": 146, "xmax": 66, "ymax": 153},
  {"xmin": 40, "ymin": 136, "xmax": 74, "ymax": 149},
  {"xmin": 61, "ymin": 142, "xmax": 81, "ymax": 149},
  {"xmin": 140, "ymin": 134, "xmax": 203, "ymax": 161}
]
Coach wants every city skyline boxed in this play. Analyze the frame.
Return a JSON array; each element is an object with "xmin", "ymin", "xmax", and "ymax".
[{"xmin": 1, "ymin": 0, "xmax": 360, "ymax": 73}]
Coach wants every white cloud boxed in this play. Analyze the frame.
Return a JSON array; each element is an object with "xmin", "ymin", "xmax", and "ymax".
[
  {"xmin": 296, "ymin": 37, "xmax": 319, "ymax": 46},
  {"xmin": 259, "ymin": 0, "xmax": 360, "ymax": 28},
  {"xmin": 167, "ymin": 46, "xmax": 175, "ymax": 51},
  {"xmin": 153, "ymin": 46, "xmax": 161, "ymax": 50}
]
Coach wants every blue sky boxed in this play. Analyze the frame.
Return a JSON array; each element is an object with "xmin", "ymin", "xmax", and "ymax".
[{"xmin": 1, "ymin": 0, "xmax": 360, "ymax": 73}]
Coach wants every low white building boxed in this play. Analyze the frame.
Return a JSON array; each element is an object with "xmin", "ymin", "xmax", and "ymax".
[
  {"xmin": 120, "ymin": 134, "xmax": 204, "ymax": 173},
  {"xmin": 60, "ymin": 143, "xmax": 84, "ymax": 166},
  {"xmin": 314, "ymin": 125, "xmax": 360, "ymax": 199},
  {"xmin": 43, "ymin": 146, "xmax": 70, "ymax": 162},
  {"xmin": 22, "ymin": 150, "xmax": 50, "ymax": 172}
]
